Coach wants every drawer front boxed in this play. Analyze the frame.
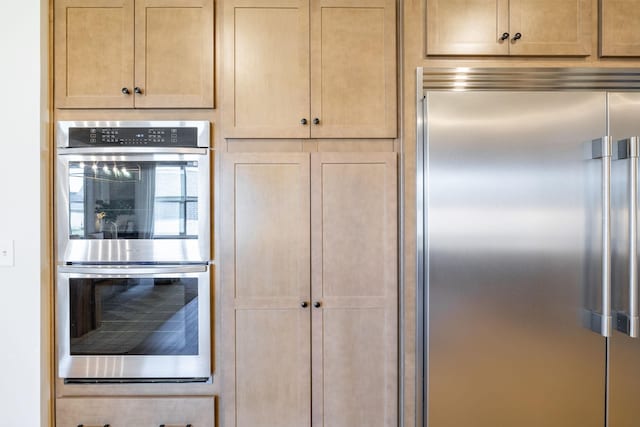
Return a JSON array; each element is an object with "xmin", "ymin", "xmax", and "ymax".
[{"xmin": 56, "ymin": 396, "xmax": 215, "ymax": 427}]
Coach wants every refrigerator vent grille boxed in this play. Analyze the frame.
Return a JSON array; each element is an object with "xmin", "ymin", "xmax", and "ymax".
[{"xmin": 421, "ymin": 68, "xmax": 640, "ymax": 91}]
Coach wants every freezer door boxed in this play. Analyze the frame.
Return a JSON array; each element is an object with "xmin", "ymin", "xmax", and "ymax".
[
  {"xmin": 608, "ymin": 92, "xmax": 640, "ymax": 427},
  {"xmin": 423, "ymin": 91, "xmax": 607, "ymax": 427}
]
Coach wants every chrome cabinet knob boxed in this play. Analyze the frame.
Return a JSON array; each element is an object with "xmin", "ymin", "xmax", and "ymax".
[
  {"xmin": 512, "ymin": 32, "xmax": 522, "ymax": 41},
  {"xmin": 134, "ymin": 87, "xmax": 143, "ymax": 94},
  {"xmin": 313, "ymin": 118, "xmax": 320, "ymax": 125},
  {"xmin": 121, "ymin": 87, "xmax": 130, "ymax": 95},
  {"xmin": 313, "ymin": 301, "xmax": 321, "ymax": 308},
  {"xmin": 499, "ymin": 32, "xmax": 509, "ymax": 41},
  {"xmin": 300, "ymin": 118, "xmax": 308, "ymax": 125}
]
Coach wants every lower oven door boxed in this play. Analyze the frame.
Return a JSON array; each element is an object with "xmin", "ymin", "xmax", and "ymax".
[{"xmin": 56, "ymin": 264, "xmax": 211, "ymax": 380}]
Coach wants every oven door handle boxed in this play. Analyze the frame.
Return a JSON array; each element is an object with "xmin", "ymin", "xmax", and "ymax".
[
  {"xmin": 57, "ymin": 147, "xmax": 209, "ymax": 155},
  {"xmin": 58, "ymin": 265, "xmax": 208, "ymax": 275}
]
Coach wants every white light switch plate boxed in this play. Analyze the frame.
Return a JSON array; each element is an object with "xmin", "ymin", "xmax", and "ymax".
[{"xmin": 0, "ymin": 240, "xmax": 14, "ymax": 267}]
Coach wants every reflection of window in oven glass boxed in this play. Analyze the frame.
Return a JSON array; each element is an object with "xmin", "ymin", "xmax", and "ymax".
[
  {"xmin": 68, "ymin": 161, "xmax": 199, "ymax": 239},
  {"xmin": 153, "ymin": 163, "xmax": 198, "ymax": 237}
]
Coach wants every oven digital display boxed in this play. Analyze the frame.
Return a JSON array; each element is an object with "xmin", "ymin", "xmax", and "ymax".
[{"xmin": 68, "ymin": 127, "xmax": 199, "ymax": 147}]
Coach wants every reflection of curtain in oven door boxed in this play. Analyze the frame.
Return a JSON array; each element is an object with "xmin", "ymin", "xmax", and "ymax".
[
  {"xmin": 84, "ymin": 174, "xmax": 96, "ymax": 237},
  {"xmin": 84, "ymin": 172, "xmax": 110, "ymax": 237},
  {"xmin": 136, "ymin": 165, "xmax": 156, "ymax": 239}
]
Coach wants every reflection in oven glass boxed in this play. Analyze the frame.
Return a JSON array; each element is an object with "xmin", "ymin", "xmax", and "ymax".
[
  {"xmin": 68, "ymin": 161, "xmax": 198, "ymax": 240},
  {"xmin": 69, "ymin": 277, "xmax": 199, "ymax": 355}
]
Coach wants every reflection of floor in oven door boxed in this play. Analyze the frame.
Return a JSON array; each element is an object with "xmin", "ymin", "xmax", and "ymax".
[{"xmin": 70, "ymin": 282, "xmax": 198, "ymax": 355}]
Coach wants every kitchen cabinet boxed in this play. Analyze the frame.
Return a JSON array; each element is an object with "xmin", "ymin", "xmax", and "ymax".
[
  {"xmin": 426, "ymin": 0, "xmax": 591, "ymax": 56},
  {"xmin": 56, "ymin": 396, "xmax": 215, "ymax": 426},
  {"xmin": 600, "ymin": 0, "xmax": 640, "ymax": 56},
  {"xmin": 220, "ymin": 152, "xmax": 397, "ymax": 427},
  {"xmin": 54, "ymin": 0, "xmax": 213, "ymax": 108},
  {"xmin": 222, "ymin": 0, "xmax": 396, "ymax": 138}
]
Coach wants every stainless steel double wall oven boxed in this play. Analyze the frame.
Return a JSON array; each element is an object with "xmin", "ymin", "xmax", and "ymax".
[{"xmin": 55, "ymin": 121, "xmax": 212, "ymax": 380}]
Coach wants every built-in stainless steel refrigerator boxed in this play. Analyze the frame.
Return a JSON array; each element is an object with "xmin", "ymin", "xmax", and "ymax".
[{"xmin": 417, "ymin": 68, "xmax": 640, "ymax": 427}]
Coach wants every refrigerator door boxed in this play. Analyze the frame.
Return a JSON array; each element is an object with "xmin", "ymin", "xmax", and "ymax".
[
  {"xmin": 423, "ymin": 91, "xmax": 607, "ymax": 427},
  {"xmin": 608, "ymin": 92, "xmax": 640, "ymax": 427}
]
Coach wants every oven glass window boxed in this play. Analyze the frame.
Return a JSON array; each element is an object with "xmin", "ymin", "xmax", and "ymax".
[
  {"xmin": 68, "ymin": 277, "xmax": 199, "ymax": 356},
  {"xmin": 68, "ymin": 161, "xmax": 198, "ymax": 240}
]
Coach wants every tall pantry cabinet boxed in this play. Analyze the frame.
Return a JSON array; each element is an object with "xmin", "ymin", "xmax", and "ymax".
[{"xmin": 220, "ymin": 152, "xmax": 398, "ymax": 427}]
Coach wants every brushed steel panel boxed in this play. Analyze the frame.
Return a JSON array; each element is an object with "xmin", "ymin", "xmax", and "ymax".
[
  {"xmin": 422, "ymin": 68, "xmax": 640, "ymax": 91},
  {"xmin": 608, "ymin": 92, "xmax": 640, "ymax": 427},
  {"xmin": 425, "ymin": 91, "xmax": 607, "ymax": 427}
]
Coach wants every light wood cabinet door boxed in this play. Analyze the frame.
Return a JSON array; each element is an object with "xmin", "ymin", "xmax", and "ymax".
[
  {"xmin": 310, "ymin": 0, "xmax": 396, "ymax": 138},
  {"xmin": 508, "ymin": 0, "xmax": 591, "ymax": 55},
  {"xmin": 134, "ymin": 0, "xmax": 213, "ymax": 108},
  {"xmin": 311, "ymin": 152, "xmax": 398, "ymax": 427},
  {"xmin": 56, "ymin": 396, "xmax": 215, "ymax": 427},
  {"xmin": 54, "ymin": 0, "xmax": 134, "ymax": 108},
  {"xmin": 55, "ymin": 0, "xmax": 213, "ymax": 108},
  {"xmin": 426, "ymin": 0, "xmax": 590, "ymax": 56},
  {"xmin": 601, "ymin": 0, "xmax": 640, "ymax": 56},
  {"xmin": 223, "ymin": 0, "xmax": 396, "ymax": 139},
  {"xmin": 221, "ymin": 153, "xmax": 311, "ymax": 427},
  {"xmin": 223, "ymin": 0, "xmax": 310, "ymax": 138},
  {"xmin": 426, "ymin": 0, "xmax": 509, "ymax": 55}
]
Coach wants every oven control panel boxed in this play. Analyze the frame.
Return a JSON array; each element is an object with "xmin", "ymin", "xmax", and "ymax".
[{"xmin": 68, "ymin": 127, "xmax": 199, "ymax": 147}]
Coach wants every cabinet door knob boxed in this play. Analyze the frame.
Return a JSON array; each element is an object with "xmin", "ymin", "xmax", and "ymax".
[
  {"xmin": 512, "ymin": 32, "xmax": 522, "ymax": 41},
  {"xmin": 499, "ymin": 32, "xmax": 509, "ymax": 41},
  {"xmin": 301, "ymin": 301, "xmax": 308, "ymax": 308},
  {"xmin": 121, "ymin": 87, "xmax": 130, "ymax": 95},
  {"xmin": 313, "ymin": 301, "xmax": 321, "ymax": 308},
  {"xmin": 300, "ymin": 118, "xmax": 308, "ymax": 125},
  {"xmin": 313, "ymin": 118, "xmax": 320, "ymax": 125},
  {"xmin": 134, "ymin": 86, "xmax": 143, "ymax": 94}
]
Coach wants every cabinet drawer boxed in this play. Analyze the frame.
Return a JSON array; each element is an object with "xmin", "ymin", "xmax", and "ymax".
[{"xmin": 56, "ymin": 396, "xmax": 215, "ymax": 427}]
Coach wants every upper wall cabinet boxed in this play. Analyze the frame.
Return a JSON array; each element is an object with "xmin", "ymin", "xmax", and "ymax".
[
  {"xmin": 601, "ymin": 0, "xmax": 640, "ymax": 56},
  {"xmin": 426, "ymin": 0, "xmax": 591, "ymax": 56},
  {"xmin": 223, "ymin": 0, "xmax": 397, "ymax": 139},
  {"xmin": 54, "ymin": 0, "xmax": 214, "ymax": 108}
]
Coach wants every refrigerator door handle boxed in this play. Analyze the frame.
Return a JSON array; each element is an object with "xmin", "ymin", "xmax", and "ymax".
[
  {"xmin": 614, "ymin": 137, "xmax": 640, "ymax": 338},
  {"xmin": 586, "ymin": 136, "xmax": 613, "ymax": 337}
]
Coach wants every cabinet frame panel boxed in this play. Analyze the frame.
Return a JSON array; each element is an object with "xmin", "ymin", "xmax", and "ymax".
[
  {"xmin": 600, "ymin": 0, "xmax": 640, "ymax": 57},
  {"xmin": 54, "ymin": 0, "xmax": 135, "ymax": 108},
  {"xmin": 222, "ymin": 0, "xmax": 311, "ymax": 138},
  {"xmin": 220, "ymin": 153, "xmax": 312, "ymax": 427},
  {"xmin": 508, "ymin": 0, "xmax": 591, "ymax": 56},
  {"xmin": 134, "ymin": 0, "xmax": 214, "ymax": 108},
  {"xmin": 310, "ymin": 0, "xmax": 397, "ymax": 138},
  {"xmin": 310, "ymin": 152, "xmax": 398, "ymax": 427},
  {"xmin": 426, "ymin": 0, "xmax": 509, "ymax": 56}
]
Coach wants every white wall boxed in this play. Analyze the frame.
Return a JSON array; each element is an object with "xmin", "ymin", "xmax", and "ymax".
[{"xmin": 0, "ymin": 0, "xmax": 48, "ymax": 426}]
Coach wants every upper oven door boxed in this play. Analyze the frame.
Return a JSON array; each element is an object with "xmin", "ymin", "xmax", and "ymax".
[{"xmin": 57, "ymin": 149, "xmax": 211, "ymax": 263}]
